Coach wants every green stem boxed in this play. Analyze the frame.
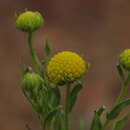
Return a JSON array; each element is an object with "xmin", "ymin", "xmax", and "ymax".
[
  {"xmin": 28, "ymin": 31, "xmax": 41, "ymax": 74},
  {"xmin": 103, "ymin": 67, "xmax": 130, "ymax": 130},
  {"xmin": 103, "ymin": 80, "xmax": 128, "ymax": 129},
  {"xmin": 115, "ymin": 83, "xmax": 128, "ymax": 104},
  {"xmin": 116, "ymin": 72, "xmax": 130, "ymax": 104},
  {"xmin": 64, "ymin": 83, "xmax": 71, "ymax": 130}
]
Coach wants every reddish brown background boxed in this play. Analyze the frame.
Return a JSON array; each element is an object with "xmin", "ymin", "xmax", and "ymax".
[{"xmin": 1, "ymin": 0, "xmax": 130, "ymax": 130}]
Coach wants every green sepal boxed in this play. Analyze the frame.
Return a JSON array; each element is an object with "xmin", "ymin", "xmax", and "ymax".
[
  {"xmin": 112, "ymin": 113, "xmax": 130, "ymax": 130},
  {"xmin": 90, "ymin": 111, "xmax": 103, "ymax": 130},
  {"xmin": 68, "ymin": 81, "xmax": 83, "ymax": 112},
  {"xmin": 107, "ymin": 99, "xmax": 130, "ymax": 120}
]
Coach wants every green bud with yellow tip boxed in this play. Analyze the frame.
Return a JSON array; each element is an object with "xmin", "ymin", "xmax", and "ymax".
[
  {"xmin": 15, "ymin": 11, "xmax": 44, "ymax": 32},
  {"xmin": 119, "ymin": 49, "xmax": 130, "ymax": 71}
]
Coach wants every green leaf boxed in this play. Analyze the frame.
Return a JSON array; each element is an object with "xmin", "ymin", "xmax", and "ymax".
[
  {"xmin": 90, "ymin": 112, "xmax": 102, "ymax": 130},
  {"xmin": 68, "ymin": 81, "xmax": 83, "ymax": 112},
  {"xmin": 43, "ymin": 106, "xmax": 61, "ymax": 129},
  {"xmin": 52, "ymin": 111, "xmax": 63, "ymax": 130},
  {"xmin": 44, "ymin": 40, "xmax": 51, "ymax": 58},
  {"xmin": 107, "ymin": 99, "xmax": 130, "ymax": 120},
  {"xmin": 97, "ymin": 105, "xmax": 106, "ymax": 116},
  {"xmin": 53, "ymin": 87, "xmax": 61, "ymax": 106},
  {"xmin": 90, "ymin": 106, "xmax": 105, "ymax": 130},
  {"xmin": 112, "ymin": 113, "xmax": 130, "ymax": 130},
  {"xmin": 49, "ymin": 87, "xmax": 61, "ymax": 107},
  {"xmin": 79, "ymin": 116, "xmax": 85, "ymax": 130}
]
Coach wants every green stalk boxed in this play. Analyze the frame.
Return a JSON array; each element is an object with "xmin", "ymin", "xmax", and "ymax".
[
  {"xmin": 28, "ymin": 31, "xmax": 41, "ymax": 74},
  {"xmin": 116, "ymin": 72, "xmax": 130, "ymax": 105},
  {"xmin": 64, "ymin": 83, "xmax": 71, "ymax": 130},
  {"xmin": 115, "ymin": 82, "xmax": 128, "ymax": 104},
  {"xmin": 103, "ymin": 66, "xmax": 130, "ymax": 130}
]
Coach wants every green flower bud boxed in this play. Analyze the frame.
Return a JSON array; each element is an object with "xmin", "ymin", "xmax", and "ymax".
[
  {"xmin": 119, "ymin": 49, "xmax": 130, "ymax": 70},
  {"xmin": 22, "ymin": 73, "xmax": 43, "ymax": 91},
  {"xmin": 15, "ymin": 11, "xmax": 44, "ymax": 32}
]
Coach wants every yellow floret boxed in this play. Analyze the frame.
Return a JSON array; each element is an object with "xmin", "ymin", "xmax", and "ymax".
[{"xmin": 47, "ymin": 51, "xmax": 88, "ymax": 84}]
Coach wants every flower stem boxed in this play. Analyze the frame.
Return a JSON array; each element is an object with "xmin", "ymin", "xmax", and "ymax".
[
  {"xmin": 28, "ymin": 32, "xmax": 41, "ymax": 74},
  {"xmin": 115, "ymin": 83, "xmax": 128, "ymax": 104},
  {"xmin": 64, "ymin": 83, "xmax": 71, "ymax": 130},
  {"xmin": 116, "ymin": 72, "xmax": 130, "ymax": 105},
  {"xmin": 102, "ymin": 66, "xmax": 130, "ymax": 130}
]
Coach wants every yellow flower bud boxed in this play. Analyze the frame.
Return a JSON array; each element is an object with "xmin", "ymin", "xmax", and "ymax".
[
  {"xmin": 47, "ymin": 51, "xmax": 88, "ymax": 84},
  {"xmin": 119, "ymin": 49, "xmax": 130, "ymax": 71},
  {"xmin": 15, "ymin": 11, "xmax": 44, "ymax": 32}
]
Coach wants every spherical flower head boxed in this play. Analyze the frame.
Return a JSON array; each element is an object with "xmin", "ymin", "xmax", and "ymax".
[
  {"xmin": 119, "ymin": 49, "xmax": 130, "ymax": 70},
  {"xmin": 15, "ymin": 11, "xmax": 44, "ymax": 32},
  {"xmin": 22, "ymin": 72, "xmax": 43, "ymax": 91},
  {"xmin": 47, "ymin": 51, "xmax": 88, "ymax": 84}
]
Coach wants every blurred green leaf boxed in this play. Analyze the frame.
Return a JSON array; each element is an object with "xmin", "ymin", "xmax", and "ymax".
[
  {"xmin": 44, "ymin": 40, "xmax": 51, "ymax": 58},
  {"xmin": 80, "ymin": 116, "xmax": 85, "ymax": 130},
  {"xmin": 49, "ymin": 87, "xmax": 61, "ymax": 107},
  {"xmin": 43, "ymin": 106, "xmax": 61, "ymax": 130},
  {"xmin": 107, "ymin": 99, "xmax": 130, "ymax": 120},
  {"xmin": 112, "ymin": 113, "xmax": 130, "ymax": 130},
  {"xmin": 52, "ymin": 111, "xmax": 63, "ymax": 130},
  {"xmin": 53, "ymin": 87, "xmax": 61, "ymax": 106},
  {"xmin": 97, "ymin": 105, "xmax": 106, "ymax": 116},
  {"xmin": 68, "ymin": 81, "xmax": 83, "ymax": 112},
  {"xmin": 90, "ymin": 112, "xmax": 102, "ymax": 130}
]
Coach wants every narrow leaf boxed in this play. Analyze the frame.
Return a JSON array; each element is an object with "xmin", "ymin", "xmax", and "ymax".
[
  {"xmin": 44, "ymin": 40, "xmax": 51, "ymax": 58},
  {"xmin": 53, "ymin": 112, "xmax": 62, "ymax": 130},
  {"xmin": 80, "ymin": 116, "xmax": 85, "ymax": 130},
  {"xmin": 107, "ymin": 99, "xmax": 130, "ymax": 120},
  {"xmin": 53, "ymin": 87, "xmax": 61, "ymax": 106},
  {"xmin": 43, "ymin": 107, "xmax": 61, "ymax": 129},
  {"xmin": 97, "ymin": 105, "xmax": 106, "ymax": 116},
  {"xmin": 90, "ymin": 112, "xmax": 102, "ymax": 130},
  {"xmin": 112, "ymin": 113, "xmax": 130, "ymax": 130},
  {"xmin": 69, "ymin": 82, "xmax": 83, "ymax": 112}
]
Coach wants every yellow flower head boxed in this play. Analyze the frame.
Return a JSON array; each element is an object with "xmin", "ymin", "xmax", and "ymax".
[
  {"xmin": 119, "ymin": 49, "xmax": 130, "ymax": 70},
  {"xmin": 15, "ymin": 11, "xmax": 44, "ymax": 32},
  {"xmin": 47, "ymin": 51, "xmax": 88, "ymax": 84}
]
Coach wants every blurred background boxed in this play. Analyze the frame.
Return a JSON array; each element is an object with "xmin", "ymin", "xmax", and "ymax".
[{"xmin": 1, "ymin": 0, "xmax": 130, "ymax": 129}]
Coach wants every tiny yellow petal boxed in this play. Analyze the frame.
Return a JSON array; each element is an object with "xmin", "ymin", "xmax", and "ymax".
[{"xmin": 47, "ymin": 51, "xmax": 88, "ymax": 84}]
